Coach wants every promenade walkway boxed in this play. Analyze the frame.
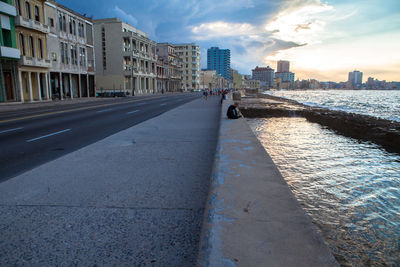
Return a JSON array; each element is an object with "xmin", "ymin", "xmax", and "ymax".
[{"xmin": 0, "ymin": 96, "xmax": 221, "ymax": 265}]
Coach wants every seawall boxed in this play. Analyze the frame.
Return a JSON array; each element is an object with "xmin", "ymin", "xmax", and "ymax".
[{"xmin": 197, "ymin": 98, "xmax": 338, "ymax": 266}]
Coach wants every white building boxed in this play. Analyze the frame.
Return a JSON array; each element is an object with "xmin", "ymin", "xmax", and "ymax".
[
  {"xmin": 45, "ymin": 0, "xmax": 96, "ymax": 99},
  {"xmin": 174, "ymin": 43, "xmax": 200, "ymax": 91},
  {"xmin": 93, "ymin": 18, "xmax": 157, "ymax": 95},
  {"xmin": 348, "ymin": 70, "xmax": 363, "ymax": 87}
]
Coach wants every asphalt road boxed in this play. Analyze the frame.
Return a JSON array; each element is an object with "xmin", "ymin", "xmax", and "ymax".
[{"xmin": 0, "ymin": 93, "xmax": 200, "ymax": 182}]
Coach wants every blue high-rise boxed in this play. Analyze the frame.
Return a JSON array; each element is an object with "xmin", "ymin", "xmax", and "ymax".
[{"xmin": 207, "ymin": 47, "xmax": 231, "ymax": 84}]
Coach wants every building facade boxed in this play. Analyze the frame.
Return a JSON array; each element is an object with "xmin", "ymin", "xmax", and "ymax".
[
  {"xmin": 348, "ymin": 70, "xmax": 363, "ymax": 88},
  {"xmin": 277, "ymin": 60, "xmax": 290, "ymax": 72},
  {"xmin": 156, "ymin": 43, "xmax": 182, "ymax": 92},
  {"xmin": 93, "ymin": 18, "xmax": 157, "ymax": 95},
  {"xmin": 0, "ymin": 0, "xmax": 20, "ymax": 102},
  {"xmin": 252, "ymin": 66, "xmax": 274, "ymax": 89},
  {"xmin": 275, "ymin": 71, "xmax": 295, "ymax": 88},
  {"xmin": 244, "ymin": 79, "xmax": 260, "ymax": 89},
  {"xmin": 231, "ymin": 69, "xmax": 244, "ymax": 89},
  {"xmin": 207, "ymin": 46, "xmax": 230, "ymax": 84},
  {"xmin": 14, "ymin": 0, "xmax": 51, "ymax": 102},
  {"xmin": 175, "ymin": 43, "xmax": 200, "ymax": 91},
  {"xmin": 45, "ymin": 0, "xmax": 95, "ymax": 100},
  {"xmin": 156, "ymin": 57, "xmax": 166, "ymax": 93}
]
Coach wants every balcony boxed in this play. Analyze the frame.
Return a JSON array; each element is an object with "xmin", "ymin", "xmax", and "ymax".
[
  {"xmin": 19, "ymin": 56, "xmax": 51, "ymax": 68},
  {"xmin": 0, "ymin": 46, "xmax": 20, "ymax": 59},
  {"xmin": 0, "ymin": 1, "xmax": 16, "ymax": 16},
  {"xmin": 15, "ymin": 16, "xmax": 50, "ymax": 33}
]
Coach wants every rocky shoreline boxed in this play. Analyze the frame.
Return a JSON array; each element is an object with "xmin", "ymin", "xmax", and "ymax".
[{"xmin": 240, "ymin": 93, "xmax": 400, "ymax": 154}]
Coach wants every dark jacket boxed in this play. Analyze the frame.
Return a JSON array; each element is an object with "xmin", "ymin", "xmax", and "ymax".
[{"xmin": 227, "ymin": 105, "xmax": 241, "ymax": 119}]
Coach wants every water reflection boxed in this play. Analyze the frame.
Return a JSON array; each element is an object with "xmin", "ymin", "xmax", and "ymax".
[{"xmin": 248, "ymin": 117, "xmax": 400, "ymax": 266}]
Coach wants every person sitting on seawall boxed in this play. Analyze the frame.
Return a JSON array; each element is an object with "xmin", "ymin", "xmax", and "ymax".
[{"xmin": 227, "ymin": 102, "xmax": 242, "ymax": 119}]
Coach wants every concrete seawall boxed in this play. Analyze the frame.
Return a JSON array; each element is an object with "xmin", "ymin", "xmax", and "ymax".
[{"xmin": 198, "ymin": 98, "xmax": 338, "ymax": 266}]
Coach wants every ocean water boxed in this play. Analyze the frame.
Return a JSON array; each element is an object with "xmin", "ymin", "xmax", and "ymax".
[
  {"xmin": 263, "ymin": 90, "xmax": 400, "ymax": 122},
  {"xmin": 248, "ymin": 117, "xmax": 400, "ymax": 266}
]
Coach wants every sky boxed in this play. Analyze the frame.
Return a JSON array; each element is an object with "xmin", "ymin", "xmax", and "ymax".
[{"xmin": 57, "ymin": 0, "xmax": 400, "ymax": 82}]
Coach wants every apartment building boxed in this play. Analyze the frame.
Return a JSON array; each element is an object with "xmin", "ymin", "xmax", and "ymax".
[
  {"xmin": 174, "ymin": 43, "xmax": 200, "ymax": 91},
  {"xmin": 207, "ymin": 47, "xmax": 230, "ymax": 84},
  {"xmin": 0, "ymin": 0, "xmax": 20, "ymax": 102},
  {"xmin": 156, "ymin": 43, "xmax": 182, "ymax": 92},
  {"xmin": 44, "ymin": 0, "xmax": 95, "ymax": 100},
  {"xmin": 14, "ymin": 0, "xmax": 51, "ymax": 102},
  {"xmin": 93, "ymin": 18, "xmax": 157, "ymax": 95},
  {"xmin": 252, "ymin": 66, "xmax": 274, "ymax": 89}
]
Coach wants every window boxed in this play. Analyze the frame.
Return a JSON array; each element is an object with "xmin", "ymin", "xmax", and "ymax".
[
  {"xmin": 60, "ymin": 43, "xmax": 64, "ymax": 63},
  {"xmin": 19, "ymin": 34, "xmax": 25, "ymax": 56},
  {"xmin": 72, "ymin": 20, "xmax": 76, "ymax": 35},
  {"xmin": 48, "ymin": 18, "xmax": 54, "ymax": 27},
  {"xmin": 59, "ymin": 14, "xmax": 63, "ymax": 31},
  {"xmin": 29, "ymin": 36, "xmax": 35, "ymax": 57},
  {"xmin": 16, "ymin": 0, "xmax": 22, "ymax": 16},
  {"xmin": 34, "ymin": 5, "xmax": 40, "ymax": 22},
  {"xmin": 78, "ymin": 23, "xmax": 85, "ymax": 38},
  {"xmin": 79, "ymin": 47, "xmax": 86, "ymax": 66},
  {"xmin": 38, "ymin": 38, "xmax": 43, "ymax": 59},
  {"xmin": 64, "ymin": 43, "xmax": 69, "ymax": 64},
  {"xmin": 60, "ymin": 42, "xmax": 69, "ymax": 64},
  {"xmin": 71, "ymin": 45, "xmax": 77, "ymax": 65},
  {"xmin": 69, "ymin": 18, "xmax": 73, "ymax": 34},
  {"xmin": 62, "ymin": 15, "xmax": 66, "ymax": 32},
  {"xmin": 25, "ymin": 2, "xmax": 31, "ymax": 19}
]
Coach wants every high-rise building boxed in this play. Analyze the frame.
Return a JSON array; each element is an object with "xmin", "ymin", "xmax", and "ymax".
[
  {"xmin": 277, "ymin": 60, "xmax": 290, "ymax": 72},
  {"xmin": 207, "ymin": 47, "xmax": 230, "ymax": 83},
  {"xmin": 275, "ymin": 60, "xmax": 294, "ymax": 89},
  {"xmin": 93, "ymin": 18, "xmax": 157, "ymax": 95},
  {"xmin": 348, "ymin": 70, "xmax": 363, "ymax": 87},
  {"xmin": 0, "ymin": 0, "xmax": 20, "ymax": 102},
  {"xmin": 252, "ymin": 66, "xmax": 274, "ymax": 88},
  {"xmin": 174, "ymin": 43, "xmax": 200, "ymax": 91}
]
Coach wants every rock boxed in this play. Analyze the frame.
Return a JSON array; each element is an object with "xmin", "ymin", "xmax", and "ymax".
[{"xmin": 239, "ymin": 94, "xmax": 400, "ymax": 154}]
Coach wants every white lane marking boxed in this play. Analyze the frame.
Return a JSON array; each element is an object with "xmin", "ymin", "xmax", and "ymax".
[
  {"xmin": 160, "ymin": 103, "xmax": 166, "ymax": 106},
  {"xmin": 26, "ymin": 129, "xmax": 71, "ymax": 143},
  {"xmin": 96, "ymin": 108, "xmax": 113, "ymax": 113},
  {"xmin": 0, "ymin": 127, "xmax": 23, "ymax": 134},
  {"xmin": 127, "ymin": 110, "xmax": 140, "ymax": 114}
]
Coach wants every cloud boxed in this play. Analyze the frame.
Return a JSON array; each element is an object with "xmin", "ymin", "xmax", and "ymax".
[
  {"xmin": 295, "ymin": 22, "xmax": 312, "ymax": 32},
  {"xmin": 265, "ymin": 0, "xmax": 334, "ymax": 44},
  {"xmin": 191, "ymin": 21, "xmax": 256, "ymax": 40},
  {"xmin": 113, "ymin": 5, "xmax": 138, "ymax": 26}
]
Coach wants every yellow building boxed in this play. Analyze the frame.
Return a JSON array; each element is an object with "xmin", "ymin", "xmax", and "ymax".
[
  {"xmin": 231, "ymin": 69, "xmax": 244, "ymax": 90},
  {"xmin": 14, "ymin": 0, "xmax": 50, "ymax": 102}
]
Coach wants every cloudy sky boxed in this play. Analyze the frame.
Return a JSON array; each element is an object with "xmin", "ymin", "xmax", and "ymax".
[{"xmin": 57, "ymin": 0, "xmax": 400, "ymax": 82}]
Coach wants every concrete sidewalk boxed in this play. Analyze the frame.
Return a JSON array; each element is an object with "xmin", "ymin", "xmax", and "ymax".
[
  {"xmin": 0, "ymin": 97, "xmax": 220, "ymax": 265},
  {"xmin": 198, "ymin": 99, "xmax": 338, "ymax": 266}
]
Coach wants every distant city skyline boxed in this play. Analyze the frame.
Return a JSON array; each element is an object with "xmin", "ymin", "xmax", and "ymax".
[{"xmin": 56, "ymin": 0, "xmax": 400, "ymax": 82}]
